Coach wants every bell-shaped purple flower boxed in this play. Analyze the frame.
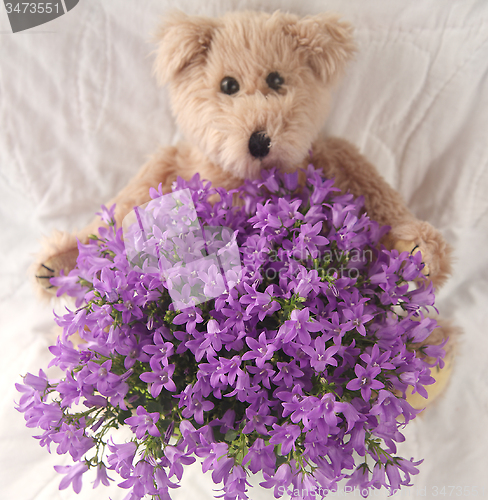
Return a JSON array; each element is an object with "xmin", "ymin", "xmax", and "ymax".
[{"xmin": 125, "ymin": 406, "xmax": 161, "ymax": 440}]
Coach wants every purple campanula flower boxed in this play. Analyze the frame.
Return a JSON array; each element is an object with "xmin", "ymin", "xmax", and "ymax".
[
  {"xmin": 276, "ymin": 197, "xmax": 302, "ymax": 224},
  {"xmin": 198, "ymin": 263, "xmax": 228, "ymax": 298},
  {"xmin": 211, "ymin": 409, "xmax": 236, "ymax": 435},
  {"xmin": 197, "ymin": 440, "xmax": 229, "ymax": 474},
  {"xmin": 142, "ymin": 330, "xmax": 174, "ymax": 369},
  {"xmin": 185, "ymin": 327, "xmax": 222, "ymax": 362},
  {"xmin": 212, "ymin": 455, "xmax": 235, "ymax": 485},
  {"xmin": 164, "ymin": 445, "xmax": 196, "ymax": 480},
  {"xmin": 282, "ymin": 394, "xmax": 317, "ymax": 428},
  {"xmin": 258, "ymin": 167, "xmax": 280, "ymax": 193},
  {"xmin": 115, "ymin": 333, "xmax": 151, "ymax": 369},
  {"xmin": 225, "ymin": 369, "xmax": 260, "ymax": 402},
  {"xmin": 346, "ymin": 363, "xmax": 384, "ymax": 401},
  {"xmin": 198, "ymin": 356, "xmax": 227, "ymax": 392},
  {"xmin": 204, "ymin": 319, "xmax": 228, "ymax": 353},
  {"xmin": 405, "ymin": 315, "xmax": 438, "ymax": 343},
  {"xmin": 20, "ymin": 165, "xmax": 445, "ymax": 499},
  {"xmin": 221, "ymin": 297, "xmax": 251, "ymax": 332},
  {"xmin": 96, "ymin": 203, "xmax": 116, "ymax": 225},
  {"xmin": 241, "ymin": 233, "xmax": 271, "ymax": 269},
  {"xmin": 269, "ymin": 423, "xmax": 301, "ymax": 456},
  {"xmin": 125, "ymin": 406, "xmax": 161, "ymax": 440},
  {"xmin": 260, "ymin": 463, "xmax": 293, "ymax": 498},
  {"xmin": 283, "ymin": 170, "xmax": 299, "ymax": 191},
  {"xmin": 240, "ymin": 283, "xmax": 281, "ymax": 320},
  {"xmin": 15, "ymin": 381, "xmax": 42, "ymax": 414},
  {"xmin": 370, "ymin": 389, "xmax": 419, "ymax": 424},
  {"xmin": 250, "ymin": 201, "xmax": 283, "ymax": 233},
  {"xmin": 51, "ymin": 272, "xmax": 86, "ymax": 302},
  {"xmin": 301, "ymin": 337, "xmax": 339, "ymax": 373},
  {"xmin": 242, "ymin": 331, "xmax": 278, "ymax": 368},
  {"xmin": 335, "ymin": 401, "xmax": 365, "ymax": 432},
  {"xmin": 288, "ymin": 221, "xmax": 329, "ymax": 260},
  {"xmin": 342, "ymin": 303, "xmax": 374, "ymax": 337},
  {"xmin": 92, "ymin": 463, "xmax": 113, "ymax": 488},
  {"xmin": 173, "ymin": 307, "xmax": 203, "ymax": 333},
  {"xmin": 243, "ymin": 406, "xmax": 277, "ymax": 435},
  {"xmin": 360, "ymin": 343, "xmax": 395, "ymax": 371},
  {"xmin": 139, "ymin": 364, "xmax": 176, "ymax": 397},
  {"xmin": 292, "ymin": 268, "xmax": 322, "ymax": 298},
  {"xmin": 21, "ymin": 369, "xmax": 49, "ymax": 392},
  {"xmin": 54, "ymin": 461, "xmax": 89, "ymax": 494},
  {"xmin": 278, "ymin": 307, "xmax": 323, "ymax": 345},
  {"xmin": 83, "ymin": 359, "xmax": 120, "ymax": 395},
  {"xmin": 221, "ymin": 464, "xmax": 252, "ymax": 499},
  {"xmin": 400, "ymin": 249, "xmax": 425, "ymax": 281},
  {"xmin": 304, "ymin": 428, "xmax": 329, "ymax": 461},
  {"xmin": 273, "ymin": 361, "xmax": 304, "ymax": 388},
  {"xmin": 386, "ymin": 462, "xmax": 403, "ymax": 492},
  {"xmin": 309, "ymin": 393, "xmax": 340, "ymax": 429},
  {"xmin": 404, "ymin": 282, "xmax": 436, "ymax": 312},
  {"xmin": 242, "ymin": 438, "xmax": 276, "ymax": 474},
  {"xmin": 180, "ymin": 390, "xmax": 214, "ymax": 425},
  {"xmin": 51, "ymin": 420, "xmax": 94, "ymax": 460},
  {"xmin": 107, "ymin": 440, "xmax": 137, "ymax": 479},
  {"xmin": 247, "ymin": 362, "xmax": 275, "ymax": 389},
  {"xmin": 289, "ymin": 469, "xmax": 322, "ymax": 500},
  {"xmin": 218, "ymin": 355, "xmax": 243, "ymax": 386},
  {"xmin": 421, "ymin": 340, "xmax": 447, "ymax": 368},
  {"xmin": 369, "ymin": 461, "xmax": 387, "ymax": 490},
  {"xmin": 93, "ymin": 267, "xmax": 124, "ymax": 302},
  {"xmin": 89, "ymin": 303, "xmax": 115, "ymax": 331},
  {"xmin": 346, "ymin": 464, "xmax": 370, "ymax": 493},
  {"xmin": 154, "ymin": 460, "xmax": 180, "ymax": 493},
  {"xmin": 320, "ymin": 311, "xmax": 354, "ymax": 344},
  {"xmin": 399, "ymin": 367, "xmax": 435, "ymax": 399},
  {"xmin": 117, "ymin": 459, "xmax": 157, "ymax": 497}
]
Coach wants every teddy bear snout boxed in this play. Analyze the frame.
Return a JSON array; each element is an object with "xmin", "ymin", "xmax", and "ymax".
[{"xmin": 248, "ymin": 131, "xmax": 271, "ymax": 158}]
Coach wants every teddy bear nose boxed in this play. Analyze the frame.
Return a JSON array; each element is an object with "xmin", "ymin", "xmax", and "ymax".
[{"xmin": 249, "ymin": 131, "xmax": 271, "ymax": 158}]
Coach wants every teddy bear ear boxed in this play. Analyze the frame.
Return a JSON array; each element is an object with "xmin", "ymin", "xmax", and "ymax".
[
  {"xmin": 153, "ymin": 11, "xmax": 220, "ymax": 84},
  {"xmin": 283, "ymin": 13, "xmax": 356, "ymax": 83}
]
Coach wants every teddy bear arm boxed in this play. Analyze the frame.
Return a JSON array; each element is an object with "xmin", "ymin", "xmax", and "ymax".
[
  {"xmin": 311, "ymin": 136, "xmax": 452, "ymax": 288},
  {"xmin": 33, "ymin": 145, "xmax": 183, "ymax": 299},
  {"xmin": 312, "ymin": 136, "xmax": 412, "ymax": 227},
  {"xmin": 103, "ymin": 145, "xmax": 182, "ymax": 229}
]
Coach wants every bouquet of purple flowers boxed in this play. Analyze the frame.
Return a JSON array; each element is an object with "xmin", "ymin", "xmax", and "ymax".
[{"xmin": 16, "ymin": 165, "xmax": 445, "ymax": 500}]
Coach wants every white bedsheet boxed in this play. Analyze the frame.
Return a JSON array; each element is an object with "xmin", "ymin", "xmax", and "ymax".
[{"xmin": 1, "ymin": 1, "xmax": 487, "ymax": 499}]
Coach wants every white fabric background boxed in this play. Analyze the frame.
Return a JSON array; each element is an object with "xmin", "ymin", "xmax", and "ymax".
[{"xmin": 1, "ymin": 1, "xmax": 487, "ymax": 499}]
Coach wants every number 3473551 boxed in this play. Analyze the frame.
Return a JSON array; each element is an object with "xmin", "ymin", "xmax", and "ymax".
[
  {"xmin": 5, "ymin": 3, "xmax": 62, "ymax": 14},
  {"xmin": 432, "ymin": 486, "xmax": 486, "ymax": 496}
]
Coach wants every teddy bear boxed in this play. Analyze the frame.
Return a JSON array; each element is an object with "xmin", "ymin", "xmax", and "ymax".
[{"xmin": 33, "ymin": 10, "xmax": 457, "ymax": 407}]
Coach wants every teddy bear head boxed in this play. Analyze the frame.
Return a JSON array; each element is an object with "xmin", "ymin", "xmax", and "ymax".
[{"xmin": 154, "ymin": 10, "xmax": 355, "ymax": 180}]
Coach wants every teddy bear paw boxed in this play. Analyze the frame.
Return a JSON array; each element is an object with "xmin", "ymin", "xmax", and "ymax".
[
  {"xmin": 394, "ymin": 240, "xmax": 431, "ymax": 277},
  {"xmin": 391, "ymin": 220, "xmax": 452, "ymax": 289},
  {"xmin": 35, "ymin": 260, "xmax": 57, "ymax": 293},
  {"xmin": 34, "ymin": 248, "xmax": 79, "ymax": 299}
]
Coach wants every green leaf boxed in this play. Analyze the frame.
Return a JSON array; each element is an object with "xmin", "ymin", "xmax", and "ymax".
[
  {"xmin": 117, "ymin": 409, "xmax": 132, "ymax": 425},
  {"xmin": 224, "ymin": 429, "xmax": 239, "ymax": 443}
]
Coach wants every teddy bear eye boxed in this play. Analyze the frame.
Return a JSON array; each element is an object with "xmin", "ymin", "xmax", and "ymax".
[
  {"xmin": 220, "ymin": 76, "xmax": 240, "ymax": 95},
  {"xmin": 266, "ymin": 72, "xmax": 285, "ymax": 91}
]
